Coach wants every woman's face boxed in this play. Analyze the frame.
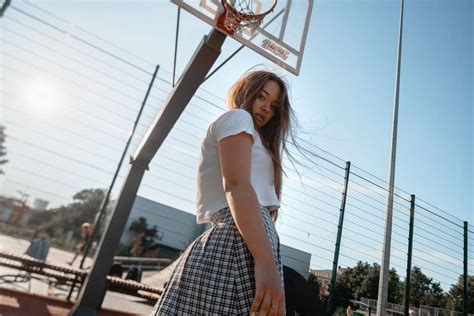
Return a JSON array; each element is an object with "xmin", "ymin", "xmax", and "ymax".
[{"xmin": 251, "ymin": 80, "xmax": 281, "ymax": 128}]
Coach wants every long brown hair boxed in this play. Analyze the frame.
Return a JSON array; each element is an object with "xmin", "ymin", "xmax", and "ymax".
[{"xmin": 227, "ymin": 70, "xmax": 297, "ymax": 210}]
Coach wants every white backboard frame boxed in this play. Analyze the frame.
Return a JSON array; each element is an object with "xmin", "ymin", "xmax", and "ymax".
[{"xmin": 171, "ymin": 0, "xmax": 314, "ymax": 76}]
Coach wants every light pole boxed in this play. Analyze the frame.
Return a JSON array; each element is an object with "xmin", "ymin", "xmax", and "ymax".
[{"xmin": 377, "ymin": 0, "xmax": 404, "ymax": 315}]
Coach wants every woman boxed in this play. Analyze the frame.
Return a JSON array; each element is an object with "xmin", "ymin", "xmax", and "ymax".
[{"xmin": 153, "ymin": 70, "xmax": 296, "ymax": 315}]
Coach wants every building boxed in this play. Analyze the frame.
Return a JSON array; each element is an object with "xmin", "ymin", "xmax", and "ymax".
[
  {"xmin": 0, "ymin": 195, "xmax": 32, "ymax": 226},
  {"xmin": 281, "ymin": 244, "xmax": 311, "ymax": 280},
  {"xmin": 32, "ymin": 198, "xmax": 49, "ymax": 210},
  {"xmin": 121, "ymin": 196, "xmax": 312, "ymax": 279},
  {"xmin": 121, "ymin": 196, "xmax": 207, "ymax": 261},
  {"xmin": 310, "ymin": 267, "xmax": 346, "ymax": 295}
]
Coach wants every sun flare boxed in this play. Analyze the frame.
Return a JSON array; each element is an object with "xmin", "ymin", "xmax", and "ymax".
[{"xmin": 22, "ymin": 76, "xmax": 64, "ymax": 116}]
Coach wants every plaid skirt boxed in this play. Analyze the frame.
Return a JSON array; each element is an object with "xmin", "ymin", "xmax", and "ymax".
[{"xmin": 151, "ymin": 206, "xmax": 283, "ymax": 315}]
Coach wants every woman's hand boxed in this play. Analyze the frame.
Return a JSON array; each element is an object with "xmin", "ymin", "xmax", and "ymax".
[{"xmin": 250, "ymin": 259, "xmax": 285, "ymax": 316}]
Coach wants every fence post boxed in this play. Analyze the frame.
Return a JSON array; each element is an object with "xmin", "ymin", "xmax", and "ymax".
[
  {"xmin": 0, "ymin": 0, "xmax": 11, "ymax": 17},
  {"xmin": 67, "ymin": 64, "xmax": 161, "ymax": 301},
  {"xmin": 327, "ymin": 161, "xmax": 351, "ymax": 315},
  {"xmin": 404, "ymin": 194, "xmax": 415, "ymax": 316},
  {"xmin": 463, "ymin": 221, "xmax": 468, "ymax": 316}
]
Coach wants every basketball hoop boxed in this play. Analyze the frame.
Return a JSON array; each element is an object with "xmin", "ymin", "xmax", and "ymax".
[
  {"xmin": 216, "ymin": 0, "xmax": 277, "ymax": 35},
  {"xmin": 171, "ymin": 0, "xmax": 314, "ymax": 75}
]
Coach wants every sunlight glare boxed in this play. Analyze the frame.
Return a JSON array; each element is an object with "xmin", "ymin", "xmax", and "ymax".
[{"xmin": 23, "ymin": 77, "xmax": 64, "ymax": 117}]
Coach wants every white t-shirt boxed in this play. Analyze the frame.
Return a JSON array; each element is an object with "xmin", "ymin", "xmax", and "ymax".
[{"xmin": 196, "ymin": 109, "xmax": 280, "ymax": 224}]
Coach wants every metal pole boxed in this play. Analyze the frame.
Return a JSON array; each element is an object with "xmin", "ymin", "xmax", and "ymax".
[
  {"xmin": 80, "ymin": 63, "xmax": 161, "ymax": 269},
  {"xmin": 377, "ymin": 0, "xmax": 404, "ymax": 314},
  {"xmin": 70, "ymin": 28, "xmax": 226, "ymax": 316},
  {"xmin": 203, "ymin": 45, "xmax": 245, "ymax": 83},
  {"xmin": 463, "ymin": 221, "xmax": 468, "ymax": 316},
  {"xmin": 172, "ymin": 7, "xmax": 180, "ymax": 87},
  {"xmin": 0, "ymin": 0, "xmax": 11, "ymax": 17},
  {"xmin": 66, "ymin": 65, "xmax": 160, "ymax": 301},
  {"xmin": 327, "ymin": 161, "xmax": 351, "ymax": 315},
  {"xmin": 404, "ymin": 195, "xmax": 415, "ymax": 316}
]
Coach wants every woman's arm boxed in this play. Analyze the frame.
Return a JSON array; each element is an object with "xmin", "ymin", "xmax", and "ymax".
[{"xmin": 218, "ymin": 132, "xmax": 284, "ymax": 316}]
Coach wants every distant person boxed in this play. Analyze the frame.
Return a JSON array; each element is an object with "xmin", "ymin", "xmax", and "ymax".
[
  {"xmin": 25, "ymin": 230, "xmax": 50, "ymax": 261},
  {"xmin": 346, "ymin": 304, "xmax": 353, "ymax": 316},
  {"xmin": 152, "ymin": 70, "xmax": 303, "ymax": 315},
  {"xmin": 409, "ymin": 304, "xmax": 415, "ymax": 316},
  {"xmin": 130, "ymin": 232, "xmax": 144, "ymax": 257},
  {"xmin": 126, "ymin": 232, "xmax": 144, "ymax": 282},
  {"xmin": 67, "ymin": 222, "xmax": 91, "ymax": 265}
]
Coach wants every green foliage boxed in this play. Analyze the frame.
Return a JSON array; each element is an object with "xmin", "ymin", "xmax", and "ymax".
[
  {"xmin": 407, "ymin": 266, "xmax": 447, "ymax": 308},
  {"xmin": 0, "ymin": 222, "xmax": 35, "ymax": 240},
  {"xmin": 388, "ymin": 267, "xmax": 404, "ymax": 303},
  {"xmin": 0, "ymin": 125, "xmax": 8, "ymax": 174},
  {"xmin": 27, "ymin": 209, "xmax": 53, "ymax": 227},
  {"xmin": 308, "ymin": 272, "xmax": 321, "ymax": 295},
  {"xmin": 333, "ymin": 261, "xmax": 403, "ymax": 307},
  {"xmin": 328, "ymin": 263, "xmax": 470, "ymax": 312},
  {"xmin": 446, "ymin": 275, "xmax": 474, "ymax": 313},
  {"xmin": 29, "ymin": 188, "xmax": 105, "ymax": 241}
]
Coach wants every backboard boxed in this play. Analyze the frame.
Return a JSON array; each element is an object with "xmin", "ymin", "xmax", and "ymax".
[{"xmin": 171, "ymin": 0, "xmax": 313, "ymax": 76}]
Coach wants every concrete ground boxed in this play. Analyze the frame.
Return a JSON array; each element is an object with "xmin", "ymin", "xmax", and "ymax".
[
  {"xmin": 0, "ymin": 287, "xmax": 142, "ymax": 316},
  {"xmin": 0, "ymin": 234, "xmax": 154, "ymax": 315}
]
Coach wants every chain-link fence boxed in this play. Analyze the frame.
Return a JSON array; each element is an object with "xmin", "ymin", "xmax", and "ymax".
[
  {"xmin": 360, "ymin": 298, "xmax": 473, "ymax": 316},
  {"xmin": 0, "ymin": 1, "xmax": 472, "ymax": 315}
]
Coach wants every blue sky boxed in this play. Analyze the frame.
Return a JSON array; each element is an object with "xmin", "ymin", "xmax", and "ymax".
[
  {"xmin": 25, "ymin": 0, "xmax": 471, "ymax": 220},
  {"xmin": 1, "ymin": 0, "xmax": 472, "ymax": 289}
]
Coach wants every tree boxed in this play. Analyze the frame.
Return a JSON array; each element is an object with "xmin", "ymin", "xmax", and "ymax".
[
  {"xmin": 329, "ymin": 261, "xmax": 404, "ymax": 313},
  {"xmin": 129, "ymin": 216, "xmax": 159, "ymax": 256},
  {"xmin": 0, "ymin": 126, "xmax": 8, "ymax": 174},
  {"xmin": 388, "ymin": 267, "xmax": 404, "ymax": 304},
  {"xmin": 33, "ymin": 188, "xmax": 105, "ymax": 241},
  {"xmin": 331, "ymin": 262, "xmax": 371, "ymax": 312},
  {"xmin": 420, "ymin": 281, "xmax": 447, "ymax": 308},
  {"xmin": 338, "ymin": 262, "xmax": 403, "ymax": 301},
  {"xmin": 27, "ymin": 209, "xmax": 53, "ymax": 227},
  {"xmin": 308, "ymin": 271, "xmax": 324, "ymax": 311},
  {"xmin": 446, "ymin": 275, "xmax": 474, "ymax": 313},
  {"xmin": 308, "ymin": 272, "xmax": 321, "ymax": 296},
  {"xmin": 407, "ymin": 266, "xmax": 447, "ymax": 308},
  {"xmin": 287, "ymin": 268, "xmax": 324, "ymax": 315}
]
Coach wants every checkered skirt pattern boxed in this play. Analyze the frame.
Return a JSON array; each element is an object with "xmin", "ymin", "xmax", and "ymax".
[{"xmin": 151, "ymin": 206, "xmax": 283, "ymax": 315}]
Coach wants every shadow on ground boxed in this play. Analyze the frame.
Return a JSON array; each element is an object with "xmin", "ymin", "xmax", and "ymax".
[{"xmin": 0, "ymin": 288, "xmax": 141, "ymax": 316}]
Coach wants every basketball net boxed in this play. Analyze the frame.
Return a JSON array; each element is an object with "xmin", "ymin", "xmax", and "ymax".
[{"xmin": 216, "ymin": 0, "xmax": 277, "ymax": 35}]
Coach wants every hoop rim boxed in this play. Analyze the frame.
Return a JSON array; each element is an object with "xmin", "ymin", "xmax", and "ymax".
[{"xmin": 221, "ymin": 0, "xmax": 277, "ymax": 21}]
